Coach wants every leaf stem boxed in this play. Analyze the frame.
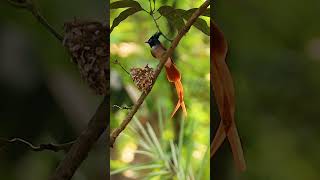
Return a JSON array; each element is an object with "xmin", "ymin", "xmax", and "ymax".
[
  {"xmin": 151, "ymin": 13, "xmax": 173, "ymax": 42},
  {"xmin": 148, "ymin": 0, "xmax": 153, "ymax": 13}
]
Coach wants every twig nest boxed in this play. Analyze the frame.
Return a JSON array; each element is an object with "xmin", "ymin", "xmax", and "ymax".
[
  {"xmin": 63, "ymin": 20, "xmax": 109, "ymax": 95},
  {"xmin": 130, "ymin": 65, "xmax": 155, "ymax": 93}
]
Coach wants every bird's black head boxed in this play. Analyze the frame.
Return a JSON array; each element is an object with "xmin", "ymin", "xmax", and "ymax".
[{"xmin": 145, "ymin": 32, "xmax": 162, "ymax": 48}]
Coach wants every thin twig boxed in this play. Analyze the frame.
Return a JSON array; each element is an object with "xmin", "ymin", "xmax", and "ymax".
[
  {"xmin": 147, "ymin": 0, "xmax": 172, "ymax": 42},
  {"xmin": 0, "ymin": 138, "xmax": 74, "ymax": 152},
  {"xmin": 113, "ymin": 105, "xmax": 132, "ymax": 110},
  {"xmin": 110, "ymin": 0, "xmax": 210, "ymax": 147},
  {"xmin": 113, "ymin": 59, "xmax": 131, "ymax": 76},
  {"xmin": 7, "ymin": 0, "xmax": 63, "ymax": 41},
  {"xmin": 155, "ymin": 14, "xmax": 162, "ymax": 20},
  {"xmin": 151, "ymin": 14, "xmax": 173, "ymax": 42}
]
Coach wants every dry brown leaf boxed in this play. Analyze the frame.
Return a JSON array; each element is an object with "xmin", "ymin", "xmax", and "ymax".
[{"xmin": 210, "ymin": 20, "xmax": 246, "ymax": 172}]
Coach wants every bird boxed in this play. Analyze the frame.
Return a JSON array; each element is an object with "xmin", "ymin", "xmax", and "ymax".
[
  {"xmin": 211, "ymin": 21, "xmax": 246, "ymax": 172},
  {"xmin": 145, "ymin": 32, "xmax": 187, "ymax": 119}
]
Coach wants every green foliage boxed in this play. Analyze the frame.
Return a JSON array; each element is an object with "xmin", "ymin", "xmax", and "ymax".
[
  {"xmin": 110, "ymin": 0, "xmax": 210, "ymax": 35},
  {"xmin": 158, "ymin": 6, "xmax": 210, "ymax": 35},
  {"xmin": 157, "ymin": 6, "xmax": 185, "ymax": 31},
  {"xmin": 111, "ymin": 116, "xmax": 209, "ymax": 180}
]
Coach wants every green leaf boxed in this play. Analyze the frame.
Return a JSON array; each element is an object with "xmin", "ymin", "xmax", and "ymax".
[
  {"xmin": 158, "ymin": 6, "xmax": 210, "ymax": 36},
  {"xmin": 158, "ymin": 6, "xmax": 185, "ymax": 31},
  {"xmin": 192, "ymin": 18, "xmax": 210, "ymax": 36},
  {"xmin": 147, "ymin": 123, "xmax": 165, "ymax": 159},
  {"xmin": 134, "ymin": 117, "xmax": 156, "ymax": 152},
  {"xmin": 110, "ymin": 7, "xmax": 142, "ymax": 32},
  {"xmin": 175, "ymin": 9, "xmax": 210, "ymax": 36},
  {"xmin": 196, "ymin": 146, "xmax": 210, "ymax": 180},
  {"xmin": 183, "ymin": 8, "xmax": 210, "ymax": 17},
  {"xmin": 134, "ymin": 150, "xmax": 155, "ymax": 158},
  {"xmin": 110, "ymin": 0, "xmax": 142, "ymax": 9},
  {"xmin": 185, "ymin": 119, "xmax": 196, "ymax": 177},
  {"xmin": 158, "ymin": 103, "xmax": 164, "ymax": 145}
]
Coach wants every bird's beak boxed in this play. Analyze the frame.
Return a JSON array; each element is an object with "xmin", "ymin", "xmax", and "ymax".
[{"xmin": 144, "ymin": 41, "xmax": 148, "ymax": 43}]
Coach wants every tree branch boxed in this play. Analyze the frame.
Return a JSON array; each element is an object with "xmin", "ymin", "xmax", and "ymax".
[
  {"xmin": 110, "ymin": 0, "xmax": 210, "ymax": 147},
  {"xmin": 7, "ymin": 0, "xmax": 63, "ymax": 41},
  {"xmin": 50, "ymin": 96, "xmax": 108, "ymax": 180},
  {"xmin": 0, "ymin": 138, "xmax": 74, "ymax": 152}
]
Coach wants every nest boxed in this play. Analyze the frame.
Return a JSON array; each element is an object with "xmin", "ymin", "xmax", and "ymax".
[
  {"xmin": 130, "ymin": 65, "xmax": 155, "ymax": 93},
  {"xmin": 63, "ymin": 20, "xmax": 109, "ymax": 95}
]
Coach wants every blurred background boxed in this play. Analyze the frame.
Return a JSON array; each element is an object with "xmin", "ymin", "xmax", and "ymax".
[
  {"xmin": 110, "ymin": 0, "xmax": 210, "ymax": 179},
  {"xmin": 212, "ymin": 0, "xmax": 320, "ymax": 179},
  {"xmin": 0, "ymin": 0, "xmax": 106, "ymax": 180}
]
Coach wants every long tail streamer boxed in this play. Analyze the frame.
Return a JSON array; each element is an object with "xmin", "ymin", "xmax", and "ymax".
[{"xmin": 165, "ymin": 62, "xmax": 187, "ymax": 119}]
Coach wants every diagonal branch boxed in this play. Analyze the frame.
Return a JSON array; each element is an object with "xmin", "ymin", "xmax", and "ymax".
[
  {"xmin": 110, "ymin": 0, "xmax": 210, "ymax": 147},
  {"xmin": 50, "ymin": 96, "xmax": 108, "ymax": 180},
  {"xmin": 0, "ymin": 138, "xmax": 74, "ymax": 152}
]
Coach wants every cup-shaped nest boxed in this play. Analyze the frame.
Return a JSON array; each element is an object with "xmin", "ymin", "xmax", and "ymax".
[
  {"xmin": 63, "ymin": 20, "xmax": 109, "ymax": 95},
  {"xmin": 130, "ymin": 65, "xmax": 155, "ymax": 93}
]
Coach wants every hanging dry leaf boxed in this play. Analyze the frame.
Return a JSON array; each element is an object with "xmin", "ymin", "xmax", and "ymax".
[{"xmin": 211, "ymin": 20, "xmax": 247, "ymax": 172}]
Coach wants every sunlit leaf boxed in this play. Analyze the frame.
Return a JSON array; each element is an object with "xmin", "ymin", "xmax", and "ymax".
[
  {"xmin": 142, "ymin": 170, "xmax": 170, "ymax": 180},
  {"xmin": 110, "ymin": 163, "xmax": 163, "ymax": 175},
  {"xmin": 134, "ymin": 117, "xmax": 156, "ymax": 151},
  {"xmin": 135, "ymin": 150, "xmax": 155, "ymax": 158},
  {"xmin": 195, "ymin": 145, "xmax": 209, "ymax": 180}
]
